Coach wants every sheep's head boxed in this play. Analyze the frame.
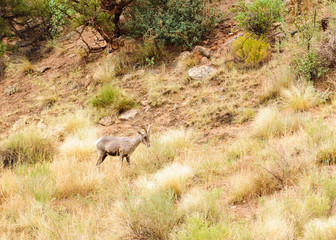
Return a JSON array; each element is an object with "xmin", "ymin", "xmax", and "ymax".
[{"xmin": 138, "ymin": 125, "xmax": 151, "ymax": 147}]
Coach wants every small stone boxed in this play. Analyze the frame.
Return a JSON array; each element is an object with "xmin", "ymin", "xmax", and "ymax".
[
  {"xmin": 200, "ymin": 56, "xmax": 210, "ymax": 65},
  {"xmin": 99, "ymin": 116, "xmax": 115, "ymax": 126},
  {"xmin": 119, "ymin": 109, "xmax": 139, "ymax": 121},
  {"xmin": 188, "ymin": 65, "xmax": 217, "ymax": 80},
  {"xmin": 37, "ymin": 66, "xmax": 50, "ymax": 73},
  {"xmin": 193, "ymin": 46, "xmax": 212, "ymax": 58}
]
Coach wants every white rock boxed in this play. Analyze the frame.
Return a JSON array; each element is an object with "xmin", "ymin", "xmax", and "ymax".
[
  {"xmin": 188, "ymin": 65, "xmax": 217, "ymax": 80},
  {"xmin": 119, "ymin": 109, "xmax": 139, "ymax": 121}
]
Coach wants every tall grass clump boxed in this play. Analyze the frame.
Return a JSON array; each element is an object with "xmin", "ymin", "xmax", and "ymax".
[
  {"xmin": 252, "ymin": 107, "xmax": 304, "ymax": 139},
  {"xmin": 60, "ymin": 128, "xmax": 97, "ymax": 162},
  {"xmin": 2, "ymin": 127, "xmax": 55, "ymax": 166},
  {"xmin": 60, "ymin": 110, "xmax": 93, "ymax": 137},
  {"xmin": 281, "ymin": 84, "xmax": 318, "ymax": 112},
  {"xmin": 303, "ymin": 216, "xmax": 336, "ymax": 239},
  {"xmin": 89, "ymin": 84, "xmax": 137, "ymax": 113},
  {"xmin": 120, "ymin": 189, "xmax": 183, "ymax": 240},
  {"xmin": 136, "ymin": 163, "xmax": 193, "ymax": 197},
  {"xmin": 133, "ymin": 128, "xmax": 192, "ymax": 175},
  {"xmin": 93, "ymin": 58, "xmax": 115, "ymax": 83}
]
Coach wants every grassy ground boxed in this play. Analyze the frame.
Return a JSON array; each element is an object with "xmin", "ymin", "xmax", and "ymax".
[{"xmin": 2, "ymin": 1, "xmax": 336, "ymax": 239}]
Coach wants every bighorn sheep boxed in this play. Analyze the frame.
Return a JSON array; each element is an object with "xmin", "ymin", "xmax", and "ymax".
[{"xmin": 95, "ymin": 126, "xmax": 151, "ymax": 173}]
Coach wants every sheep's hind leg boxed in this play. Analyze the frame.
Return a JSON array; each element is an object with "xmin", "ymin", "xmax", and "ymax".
[{"xmin": 126, "ymin": 156, "xmax": 130, "ymax": 165}]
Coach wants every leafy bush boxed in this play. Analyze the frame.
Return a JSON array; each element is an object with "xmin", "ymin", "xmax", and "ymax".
[
  {"xmin": 89, "ymin": 84, "xmax": 137, "ymax": 113},
  {"xmin": 233, "ymin": 0, "xmax": 284, "ymax": 35},
  {"xmin": 231, "ymin": 34, "xmax": 270, "ymax": 68},
  {"xmin": 2, "ymin": 127, "xmax": 55, "ymax": 166},
  {"xmin": 125, "ymin": 0, "xmax": 220, "ymax": 48},
  {"xmin": 292, "ymin": 51, "xmax": 328, "ymax": 81}
]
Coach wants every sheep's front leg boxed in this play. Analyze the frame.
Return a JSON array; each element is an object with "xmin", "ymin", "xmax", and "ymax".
[
  {"xmin": 96, "ymin": 152, "xmax": 107, "ymax": 173},
  {"xmin": 120, "ymin": 155, "xmax": 124, "ymax": 168}
]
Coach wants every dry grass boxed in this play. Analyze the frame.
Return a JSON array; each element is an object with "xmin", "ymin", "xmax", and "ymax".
[
  {"xmin": 303, "ymin": 216, "xmax": 336, "ymax": 240},
  {"xmin": 259, "ymin": 66, "xmax": 293, "ymax": 102},
  {"xmin": 60, "ymin": 128, "xmax": 97, "ymax": 162},
  {"xmin": 252, "ymin": 106, "xmax": 304, "ymax": 139},
  {"xmin": 136, "ymin": 163, "xmax": 193, "ymax": 196},
  {"xmin": 281, "ymin": 84, "xmax": 318, "ymax": 112},
  {"xmin": 93, "ymin": 57, "xmax": 115, "ymax": 83}
]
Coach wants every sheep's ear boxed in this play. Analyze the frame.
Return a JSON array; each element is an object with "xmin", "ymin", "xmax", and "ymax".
[{"xmin": 138, "ymin": 131, "xmax": 143, "ymax": 135}]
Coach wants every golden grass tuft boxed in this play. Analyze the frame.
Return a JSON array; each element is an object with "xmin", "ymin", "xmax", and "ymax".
[
  {"xmin": 60, "ymin": 128, "xmax": 97, "ymax": 162},
  {"xmin": 259, "ymin": 67, "xmax": 293, "ymax": 102},
  {"xmin": 136, "ymin": 163, "xmax": 193, "ymax": 196},
  {"xmin": 303, "ymin": 216, "xmax": 336, "ymax": 240},
  {"xmin": 254, "ymin": 215, "xmax": 295, "ymax": 240},
  {"xmin": 252, "ymin": 106, "xmax": 304, "ymax": 139},
  {"xmin": 132, "ymin": 128, "xmax": 193, "ymax": 175},
  {"xmin": 281, "ymin": 84, "xmax": 318, "ymax": 112},
  {"xmin": 60, "ymin": 111, "xmax": 93, "ymax": 137},
  {"xmin": 93, "ymin": 58, "xmax": 115, "ymax": 83}
]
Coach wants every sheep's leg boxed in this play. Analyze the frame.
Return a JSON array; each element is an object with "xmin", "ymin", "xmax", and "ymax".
[
  {"xmin": 120, "ymin": 155, "xmax": 124, "ymax": 168},
  {"xmin": 96, "ymin": 152, "xmax": 107, "ymax": 173},
  {"xmin": 126, "ymin": 156, "xmax": 130, "ymax": 165}
]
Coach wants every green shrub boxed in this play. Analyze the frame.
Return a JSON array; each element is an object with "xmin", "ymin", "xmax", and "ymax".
[
  {"xmin": 292, "ymin": 51, "xmax": 328, "ymax": 81},
  {"xmin": 121, "ymin": 189, "xmax": 183, "ymax": 240},
  {"xmin": 231, "ymin": 34, "xmax": 270, "ymax": 68},
  {"xmin": 125, "ymin": 0, "xmax": 220, "ymax": 48},
  {"xmin": 2, "ymin": 127, "xmax": 55, "ymax": 166},
  {"xmin": 233, "ymin": 0, "xmax": 284, "ymax": 35},
  {"xmin": 0, "ymin": 42, "xmax": 6, "ymax": 57},
  {"xmin": 89, "ymin": 84, "xmax": 137, "ymax": 113}
]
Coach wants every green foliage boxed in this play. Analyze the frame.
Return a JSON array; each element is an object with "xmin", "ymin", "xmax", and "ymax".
[
  {"xmin": 89, "ymin": 84, "xmax": 137, "ymax": 113},
  {"xmin": 292, "ymin": 51, "xmax": 328, "ymax": 81},
  {"xmin": 48, "ymin": 0, "xmax": 69, "ymax": 37},
  {"xmin": 125, "ymin": 0, "xmax": 220, "ymax": 48},
  {"xmin": 121, "ymin": 189, "xmax": 183, "ymax": 240},
  {"xmin": 16, "ymin": 163, "xmax": 56, "ymax": 203},
  {"xmin": 2, "ymin": 127, "xmax": 55, "ymax": 166},
  {"xmin": 0, "ymin": 42, "xmax": 6, "ymax": 57},
  {"xmin": 57, "ymin": 0, "xmax": 114, "ymax": 36},
  {"xmin": 231, "ymin": 34, "xmax": 270, "ymax": 68},
  {"xmin": 233, "ymin": 0, "xmax": 284, "ymax": 35}
]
